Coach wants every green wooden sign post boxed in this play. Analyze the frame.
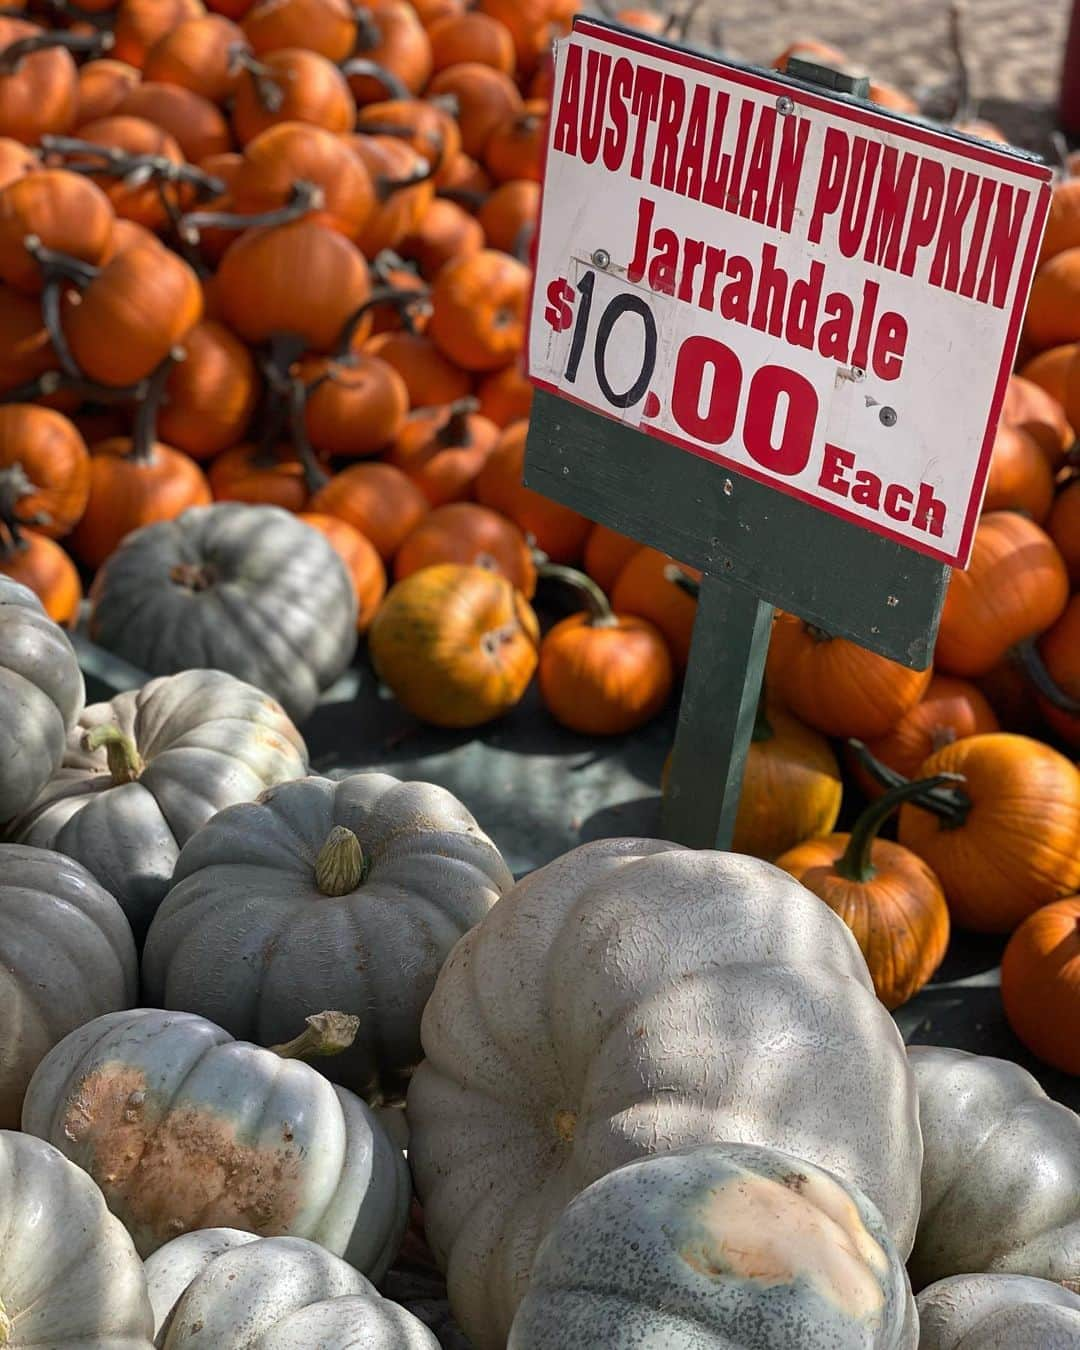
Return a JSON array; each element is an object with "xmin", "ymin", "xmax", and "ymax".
[{"xmin": 524, "ymin": 26, "xmax": 1049, "ymax": 849}]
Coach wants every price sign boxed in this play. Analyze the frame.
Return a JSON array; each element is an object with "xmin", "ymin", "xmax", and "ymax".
[{"xmin": 527, "ymin": 19, "xmax": 1051, "ymax": 567}]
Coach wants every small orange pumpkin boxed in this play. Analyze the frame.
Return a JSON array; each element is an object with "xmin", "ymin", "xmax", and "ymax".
[
  {"xmin": 1001, "ymin": 372, "xmax": 1072, "ymax": 466},
  {"xmin": 346, "ymin": 2, "xmax": 433, "ymax": 104},
  {"xmin": 208, "ymin": 441, "xmax": 309, "ymax": 512},
  {"xmin": 980, "ymin": 424, "xmax": 1054, "ymax": 521},
  {"xmin": 1029, "ymin": 593, "xmax": 1080, "ymax": 749},
  {"xmin": 0, "ymin": 523, "xmax": 81, "ymax": 625},
  {"xmin": 1019, "ymin": 343, "xmax": 1077, "ymax": 408},
  {"xmin": 425, "ymin": 61, "xmax": 523, "ymax": 159},
  {"xmin": 0, "ymin": 137, "xmax": 37, "ymax": 189},
  {"xmin": 74, "ymin": 59, "xmax": 142, "ymax": 126},
  {"xmin": 298, "ymin": 511, "xmax": 386, "ymax": 633},
  {"xmin": 298, "ymin": 352, "xmax": 409, "ymax": 459},
  {"xmin": 71, "ymin": 115, "xmax": 187, "ymax": 230},
  {"xmin": 610, "ymin": 548, "xmax": 701, "ymax": 673},
  {"xmin": 0, "ymin": 17, "xmax": 79, "ymax": 144},
  {"xmin": 1024, "ymin": 248, "xmax": 1080, "ymax": 351},
  {"xmin": 112, "ymin": 0, "xmax": 206, "ymax": 69},
  {"xmin": 400, "ymin": 197, "xmax": 484, "ymax": 280},
  {"xmin": 307, "ymin": 460, "xmax": 428, "ymax": 560},
  {"xmin": 350, "ymin": 134, "xmax": 436, "ymax": 257},
  {"xmin": 475, "ymin": 361, "xmax": 533, "ymax": 428},
  {"xmin": 157, "ymin": 319, "xmax": 258, "ymax": 462},
  {"xmin": 141, "ymin": 15, "xmax": 246, "ymax": 103},
  {"xmin": 395, "ymin": 501, "xmax": 535, "ymax": 596},
  {"xmin": 386, "ymin": 399, "xmax": 499, "ymax": 506},
  {"xmin": 583, "ymin": 523, "xmax": 640, "ymax": 595},
  {"xmin": 369, "ymin": 561, "xmax": 539, "ymax": 728},
  {"xmin": 0, "ymin": 404, "xmax": 89, "ymax": 540},
  {"xmin": 115, "ymin": 81, "xmax": 231, "ymax": 162},
  {"xmin": 242, "ymin": 0, "xmax": 358, "ymax": 62},
  {"xmin": 475, "ymin": 0, "xmax": 548, "ymax": 73},
  {"xmin": 428, "ymin": 248, "xmax": 529, "ymax": 372},
  {"xmin": 1001, "ymin": 896, "xmax": 1080, "ymax": 1075},
  {"xmin": 0, "ymin": 284, "xmax": 57, "ymax": 396},
  {"xmin": 1048, "ymin": 478, "xmax": 1080, "ymax": 587},
  {"xmin": 477, "ymin": 179, "xmax": 539, "ymax": 257},
  {"xmin": 231, "ymin": 47, "xmax": 356, "ymax": 143},
  {"xmin": 0, "ymin": 169, "xmax": 114, "ymax": 296},
  {"xmin": 428, "ymin": 11, "xmax": 515, "ymax": 75},
  {"xmin": 364, "ymin": 327, "xmax": 471, "ymax": 407},
  {"xmin": 777, "ymin": 774, "xmax": 953, "ymax": 1010},
  {"xmin": 484, "ymin": 101, "xmax": 547, "ymax": 184}
]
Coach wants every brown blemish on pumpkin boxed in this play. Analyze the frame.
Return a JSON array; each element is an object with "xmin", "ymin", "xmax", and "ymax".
[
  {"xmin": 552, "ymin": 1109, "xmax": 576, "ymax": 1144},
  {"xmin": 61, "ymin": 1064, "xmax": 306, "ymax": 1253},
  {"xmin": 677, "ymin": 1173, "xmax": 887, "ymax": 1320}
]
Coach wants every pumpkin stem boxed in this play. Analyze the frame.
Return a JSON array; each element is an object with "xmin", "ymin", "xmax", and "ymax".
[
  {"xmin": 537, "ymin": 562, "xmax": 618, "ymax": 628},
  {"xmin": 178, "ymin": 179, "xmax": 324, "ymax": 247},
  {"xmin": 332, "ymin": 283, "xmax": 430, "ymax": 358},
  {"xmin": 83, "ymin": 724, "xmax": 144, "ymax": 784},
  {"xmin": 287, "ymin": 374, "xmax": 330, "ymax": 495},
  {"xmin": 340, "ymin": 56, "xmax": 411, "ymax": 103},
  {"xmin": 436, "ymin": 185, "xmax": 488, "ymax": 211},
  {"xmin": 271, "ymin": 1010, "xmax": 360, "ymax": 1059},
  {"xmin": 129, "ymin": 349, "xmax": 183, "ymax": 464},
  {"xmin": 23, "ymin": 237, "xmax": 100, "ymax": 288},
  {"xmin": 315, "ymin": 825, "xmax": 366, "ymax": 894},
  {"xmin": 848, "ymin": 739, "xmax": 973, "ymax": 827},
  {"xmin": 39, "ymin": 136, "xmax": 225, "ymax": 199},
  {"xmin": 662, "ymin": 563, "xmax": 700, "ymax": 600},
  {"xmin": 0, "ymin": 463, "xmax": 50, "ymax": 532},
  {"xmin": 835, "ymin": 772, "xmax": 965, "ymax": 883},
  {"xmin": 1013, "ymin": 638, "xmax": 1080, "ymax": 715},
  {"xmin": 230, "ymin": 45, "xmax": 286, "ymax": 112},
  {"xmin": 350, "ymin": 6, "xmax": 383, "ymax": 53},
  {"xmin": 438, "ymin": 396, "xmax": 480, "ymax": 448},
  {"xmin": 374, "ymin": 153, "xmax": 435, "ymax": 204},
  {"xmin": 805, "ymin": 622, "xmax": 833, "ymax": 643},
  {"xmin": 0, "ymin": 27, "xmax": 112, "ymax": 74},
  {"xmin": 0, "ymin": 1293, "xmax": 10, "ymax": 1346},
  {"xmin": 38, "ymin": 276, "xmax": 84, "ymax": 380}
]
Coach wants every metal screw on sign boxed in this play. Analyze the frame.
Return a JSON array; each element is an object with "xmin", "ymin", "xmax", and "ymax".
[{"xmin": 523, "ymin": 16, "xmax": 1050, "ymax": 849}]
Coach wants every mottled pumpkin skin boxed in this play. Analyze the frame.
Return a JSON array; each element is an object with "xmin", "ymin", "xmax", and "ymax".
[
  {"xmin": 917, "ymin": 1273, "xmax": 1080, "ymax": 1350},
  {"xmin": 908, "ymin": 1046, "xmax": 1080, "ymax": 1289},
  {"xmin": 22, "ymin": 1009, "xmax": 410, "ymax": 1275},
  {"xmin": 143, "ymin": 773, "xmax": 512, "ymax": 1100},
  {"xmin": 407, "ymin": 840, "xmax": 923, "ymax": 1350},
  {"xmin": 8, "ymin": 669, "xmax": 308, "ymax": 942},
  {"xmin": 509, "ymin": 1144, "xmax": 918, "ymax": 1350},
  {"xmin": 0, "ymin": 1129, "xmax": 154, "ymax": 1349},
  {"xmin": 145, "ymin": 1230, "xmax": 439, "ymax": 1349},
  {"xmin": 0, "ymin": 576, "xmax": 84, "ymax": 824},
  {"xmin": 0, "ymin": 844, "xmax": 136, "ymax": 1130},
  {"xmin": 88, "ymin": 503, "xmax": 358, "ymax": 723}
]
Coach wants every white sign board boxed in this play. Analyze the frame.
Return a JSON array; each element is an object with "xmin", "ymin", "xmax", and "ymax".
[{"xmin": 527, "ymin": 19, "xmax": 1051, "ymax": 567}]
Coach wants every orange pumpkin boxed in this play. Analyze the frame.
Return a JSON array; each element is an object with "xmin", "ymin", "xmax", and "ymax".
[
  {"xmin": 232, "ymin": 122, "xmax": 376, "ymax": 240},
  {"xmin": 1001, "ymin": 372, "xmax": 1072, "ymax": 466},
  {"xmin": 0, "ymin": 524, "xmax": 81, "ymax": 624},
  {"xmin": 355, "ymin": 96, "xmax": 461, "ymax": 182},
  {"xmin": 0, "ymin": 284, "xmax": 56, "ymax": 396},
  {"xmin": 67, "ymin": 114, "xmax": 187, "ymax": 230},
  {"xmin": 364, "ymin": 328, "xmax": 471, "ymax": 407},
  {"xmin": 346, "ymin": 3, "xmax": 432, "ymax": 105},
  {"xmin": 298, "ymin": 511, "xmax": 386, "ymax": 633},
  {"xmin": 307, "ymin": 460, "xmax": 428, "ymax": 560},
  {"xmin": 350, "ymin": 134, "xmax": 436, "ymax": 257},
  {"xmin": 63, "ymin": 236, "xmax": 203, "ymax": 389},
  {"xmin": 428, "ymin": 11, "xmax": 515, "ymax": 75},
  {"xmin": 1001, "ymin": 896, "xmax": 1080, "ymax": 1075},
  {"xmin": 981, "ymin": 424, "xmax": 1054, "ymax": 521},
  {"xmin": 1030, "ymin": 593, "xmax": 1080, "ymax": 749},
  {"xmin": 777, "ymin": 775, "xmax": 953, "ymax": 1010},
  {"xmin": 474, "ymin": 420, "xmax": 592, "ymax": 562},
  {"xmin": 215, "ymin": 220, "xmax": 371, "ymax": 353},
  {"xmin": 438, "ymin": 149, "xmax": 491, "ymax": 199},
  {"xmin": 242, "ymin": 0, "xmax": 358, "ymax": 62},
  {"xmin": 0, "ymin": 136, "xmax": 36, "ymax": 189},
  {"xmin": 400, "ymin": 197, "xmax": 484, "ymax": 280},
  {"xmin": 1018, "ymin": 342, "xmax": 1078, "ymax": 408},
  {"xmin": 583, "ymin": 522, "xmax": 640, "ymax": 594},
  {"xmin": 429, "ymin": 248, "xmax": 529, "ymax": 372},
  {"xmin": 0, "ymin": 169, "xmax": 114, "ymax": 296},
  {"xmin": 157, "ymin": 319, "xmax": 258, "ymax": 461},
  {"xmin": 610, "ymin": 548, "xmax": 701, "ymax": 673},
  {"xmin": 537, "ymin": 563, "xmax": 672, "ymax": 736},
  {"xmin": 0, "ymin": 404, "xmax": 89, "ymax": 540},
  {"xmin": 112, "ymin": 0, "xmax": 207, "ymax": 69},
  {"xmin": 369, "ymin": 562, "xmax": 539, "ymax": 727},
  {"xmin": 69, "ymin": 433, "xmax": 212, "ymax": 570},
  {"xmin": 231, "ymin": 47, "xmax": 355, "ymax": 143},
  {"xmin": 1038, "ymin": 177, "xmax": 1080, "ymax": 266},
  {"xmin": 884, "ymin": 734, "xmax": 1080, "ymax": 933},
  {"xmin": 395, "ymin": 501, "xmax": 535, "ymax": 596},
  {"xmin": 1025, "ymin": 248, "xmax": 1080, "ymax": 351},
  {"xmin": 484, "ymin": 101, "xmax": 547, "ymax": 184},
  {"xmin": 426, "ymin": 61, "xmax": 523, "ymax": 158},
  {"xmin": 115, "ymin": 81, "xmax": 230, "ymax": 162},
  {"xmin": 74, "ymin": 59, "xmax": 141, "ymax": 126},
  {"xmin": 477, "ymin": 179, "xmax": 539, "ymax": 257},
  {"xmin": 475, "ymin": 0, "xmax": 548, "ymax": 73},
  {"xmin": 1048, "ymin": 478, "xmax": 1080, "ymax": 586},
  {"xmin": 387, "ymin": 400, "xmax": 499, "ymax": 506},
  {"xmin": 208, "ymin": 441, "xmax": 309, "ymax": 512},
  {"xmin": 766, "ymin": 611, "xmax": 932, "ymax": 739},
  {"xmin": 412, "ymin": 0, "xmax": 464, "ymax": 26},
  {"xmin": 298, "ymin": 352, "xmax": 409, "ymax": 459},
  {"xmin": 141, "ymin": 15, "xmax": 246, "ymax": 103},
  {"xmin": 853, "ymin": 673, "xmax": 999, "ymax": 795},
  {"xmin": 934, "ymin": 511, "xmax": 1069, "ymax": 677},
  {"xmin": 0, "ymin": 17, "xmax": 79, "ymax": 144},
  {"xmin": 476, "ymin": 361, "xmax": 533, "ymax": 428}
]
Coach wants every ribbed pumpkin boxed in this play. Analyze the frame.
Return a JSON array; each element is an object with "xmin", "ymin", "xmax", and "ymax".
[
  {"xmin": 610, "ymin": 548, "xmax": 700, "ymax": 672},
  {"xmin": 387, "ymin": 400, "xmax": 499, "ymax": 505},
  {"xmin": 141, "ymin": 14, "xmax": 247, "ymax": 103},
  {"xmin": 299, "ymin": 353, "xmax": 410, "ymax": 460},
  {"xmin": 112, "ymin": 0, "xmax": 206, "ymax": 68},
  {"xmin": 981, "ymin": 424, "xmax": 1054, "ymax": 521},
  {"xmin": 1000, "ymin": 372, "xmax": 1072, "ymax": 465},
  {"xmin": 242, "ymin": 0, "xmax": 358, "ymax": 61},
  {"xmin": 475, "ymin": 420, "xmax": 592, "ymax": 562},
  {"xmin": 369, "ymin": 562, "xmax": 539, "ymax": 727},
  {"xmin": 1001, "ymin": 896, "xmax": 1080, "ymax": 1074},
  {"xmin": 934, "ymin": 512, "xmax": 1069, "ymax": 677},
  {"xmin": 70, "ymin": 115, "xmax": 188, "ymax": 230},
  {"xmin": 917, "ymin": 1274, "xmax": 1080, "ymax": 1350},
  {"xmin": 0, "ymin": 527, "xmax": 82, "ymax": 626},
  {"xmin": 157, "ymin": 320, "xmax": 258, "ymax": 462},
  {"xmin": 74, "ymin": 58, "xmax": 141, "ymax": 125},
  {"xmin": 0, "ymin": 404, "xmax": 89, "ymax": 540},
  {"xmin": 365, "ymin": 328, "xmax": 471, "ymax": 408},
  {"xmin": 346, "ymin": 2, "xmax": 432, "ymax": 103},
  {"xmin": 231, "ymin": 47, "xmax": 356, "ymax": 143},
  {"xmin": 297, "ymin": 512, "xmax": 385, "ymax": 633},
  {"xmin": 208, "ymin": 442, "xmax": 310, "ymax": 513},
  {"xmin": 426, "ymin": 61, "xmax": 522, "ymax": 157},
  {"xmin": 0, "ymin": 17, "xmax": 79, "ymax": 144},
  {"xmin": 115, "ymin": 82, "xmax": 231, "ymax": 163},
  {"xmin": 0, "ymin": 169, "xmax": 114, "ymax": 296},
  {"xmin": 476, "ymin": 362, "xmax": 533, "ymax": 427},
  {"xmin": 777, "ymin": 775, "xmax": 952, "ymax": 1009},
  {"xmin": 395, "ymin": 502, "xmax": 536, "ymax": 596},
  {"xmin": 428, "ymin": 248, "xmax": 529, "ymax": 371},
  {"xmin": 308, "ymin": 460, "xmax": 428, "ymax": 561},
  {"xmin": 1029, "ymin": 593, "xmax": 1080, "ymax": 748},
  {"xmin": 767, "ymin": 612, "xmax": 931, "ymax": 739},
  {"xmin": 1048, "ymin": 478, "xmax": 1080, "ymax": 586}
]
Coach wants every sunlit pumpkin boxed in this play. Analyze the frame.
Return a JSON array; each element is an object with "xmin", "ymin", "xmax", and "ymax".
[
  {"xmin": 777, "ymin": 774, "xmax": 953, "ymax": 1010},
  {"xmin": 350, "ymin": 134, "xmax": 436, "ymax": 257},
  {"xmin": 395, "ymin": 501, "xmax": 536, "ymax": 597},
  {"xmin": 74, "ymin": 58, "xmax": 141, "ymax": 126},
  {"xmin": 346, "ymin": 2, "xmax": 432, "ymax": 104},
  {"xmin": 400, "ymin": 197, "xmax": 484, "ymax": 279},
  {"xmin": 474, "ymin": 419, "xmax": 591, "ymax": 561},
  {"xmin": 425, "ymin": 60, "xmax": 523, "ymax": 158},
  {"xmin": 428, "ymin": 10, "xmax": 515, "ymax": 74},
  {"xmin": 485, "ymin": 100, "xmax": 547, "ymax": 183},
  {"xmin": 242, "ymin": 0, "xmax": 358, "ymax": 62},
  {"xmin": 610, "ymin": 547, "xmax": 701, "ymax": 672},
  {"xmin": 1001, "ymin": 372, "xmax": 1072, "ymax": 466},
  {"xmin": 0, "ymin": 169, "xmax": 114, "ymax": 296},
  {"xmin": 307, "ymin": 460, "xmax": 428, "ymax": 560},
  {"xmin": 934, "ymin": 511, "xmax": 1069, "ymax": 677},
  {"xmin": 0, "ymin": 524, "xmax": 81, "ymax": 624},
  {"xmin": 1001, "ymin": 895, "xmax": 1080, "ymax": 1075},
  {"xmin": 369, "ymin": 562, "xmax": 539, "ymax": 727},
  {"xmin": 0, "ymin": 17, "xmax": 79, "ymax": 144},
  {"xmin": 386, "ymin": 400, "xmax": 499, "ymax": 506},
  {"xmin": 0, "ymin": 405, "xmax": 89, "ymax": 540},
  {"xmin": 298, "ymin": 351, "xmax": 409, "ymax": 459},
  {"xmin": 1024, "ymin": 247, "xmax": 1080, "ymax": 351},
  {"xmin": 298, "ymin": 510, "xmax": 386, "ymax": 633}
]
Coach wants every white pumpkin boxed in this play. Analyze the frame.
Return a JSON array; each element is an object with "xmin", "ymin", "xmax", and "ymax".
[
  {"xmin": 7, "ymin": 668, "xmax": 308, "ymax": 940},
  {"xmin": 144, "ymin": 1230, "xmax": 439, "ymax": 1349},
  {"xmin": 0, "ymin": 843, "xmax": 137, "ymax": 1129},
  {"xmin": 21, "ymin": 1008, "xmax": 411, "ymax": 1276},
  {"xmin": 908, "ymin": 1045, "xmax": 1080, "ymax": 1288},
  {"xmin": 0, "ymin": 1128, "xmax": 154, "ymax": 1348},
  {"xmin": 916, "ymin": 1273, "xmax": 1080, "ymax": 1349},
  {"xmin": 0, "ymin": 575, "xmax": 83, "ymax": 824},
  {"xmin": 508, "ymin": 1142, "xmax": 918, "ymax": 1349},
  {"xmin": 406, "ymin": 839, "xmax": 923, "ymax": 1350}
]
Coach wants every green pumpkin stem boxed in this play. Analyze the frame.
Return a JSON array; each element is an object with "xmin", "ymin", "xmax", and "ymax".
[
  {"xmin": 83, "ymin": 725, "xmax": 144, "ymax": 785},
  {"xmin": 835, "ymin": 772, "xmax": 965, "ymax": 883},
  {"xmin": 1013, "ymin": 638, "xmax": 1080, "ymax": 715},
  {"xmin": 315, "ymin": 825, "xmax": 366, "ymax": 895},
  {"xmin": 848, "ymin": 739, "xmax": 973, "ymax": 829},
  {"xmin": 271, "ymin": 1011, "xmax": 360, "ymax": 1060},
  {"xmin": 537, "ymin": 562, "xmax": 618, "ymax": 628}
]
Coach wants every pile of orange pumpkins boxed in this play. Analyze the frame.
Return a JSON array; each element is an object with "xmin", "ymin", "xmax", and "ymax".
[{"xmin": 0, "ymin": 0, "xmax": 1077, "ymax": 1080}]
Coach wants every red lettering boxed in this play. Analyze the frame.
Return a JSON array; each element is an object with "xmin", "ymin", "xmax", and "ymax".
[
  {"xmin": 863, "ymin": 147, "xmax": 917, "ymax": 271},
  {"xmin": 872, "ymin": 312, "xmax": 907, "ymax": 380},
  {"xmin": 808, "ymin": 127, "xmax": 849, "ymax": 244},
  {"xmin": 849, "ymin": 279, "xmax": 879, "ymax": 372},
  {"xmin": 819, "ymin": 444, "xmax": 855, "ymax": 495},
  {"xmin": 579, "ymin": 50, "xmax": 612, "ymax": 165},
  {"xmin": 552, "ymin": 44, "xmax": 582, "ymax": 157},
  {"xmin": 959, "ymin": 177, "xmax": 997, "ymax": 299},
  {"xmin": 928, "ymin": 168, "xmax": 979, "ymax": 293},
  {"xmin": 629, "ymin": 67, "xmax": 663, "ymax": 180},
  {"xmin": 977, "ymin": 184, "xmax": 1030, "ymax": 308},
  {"xmin": 766, "ymin": 113, "xmax": 811, "ymax": 233},
  {"xmin": 883, "ymin": 482, "xmax": 914, "ymax": 521},
  {"xmin": 900, "ymin": 159, "xmax": 946, "ymax": 276},
  {"xmin": 751, "ymin": 243, "xmax": 787, "ymax": 339},
  {"xmin": 739, "ymin": 106, "xmax": 776, "ymax": 224},
  {"xmin": 671, "ymin": 336, "xmax": 742, "ymax": 445},
  {"xmin": 838, "ymin": 139, "xmax": 880, "ymax": 258},
  {"xmin": 649, "ymin": 73, "xmax": 686, "ymax": 191},
  {"xmin": 701, "ymin": 90, "xmax": 732, "ymax": 207},
  {"xmin": 913, "ymin": 481, "xmax": 946, "ymax": 536},
  {"xmin": 602, "ymin": 57, "xmax": 633, "ymax": 171},
  {"xmin": 675, "ymin": 83, "xmax": 711, "ymax": 199},
  {"xmin": 743, "ymin": 365, "xmax": 817, "ymax": 476}
]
